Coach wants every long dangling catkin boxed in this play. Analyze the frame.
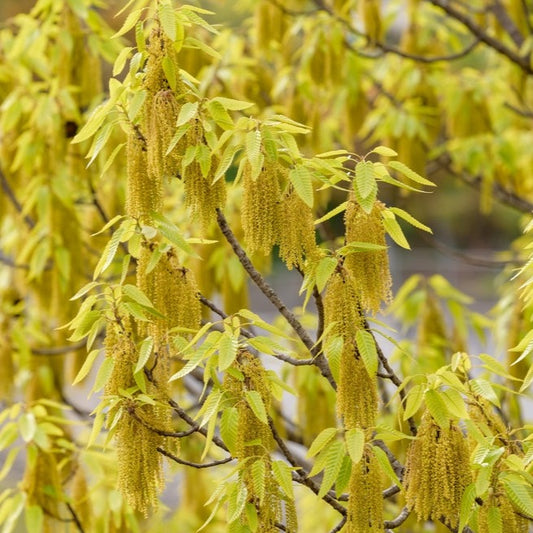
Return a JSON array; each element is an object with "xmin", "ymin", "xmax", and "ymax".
[
  {"xmin": 126, "ymin": 132, "xmax": 161, "ymax": 221},
  {"xmin": 477, "ymin": 492, "xmax": 529, "ymax": 533},
  {"xmin": 182, "ymin": 121, "xmax": 226, "ymax": 230},
  {"xmin": 344, "ymin": 198, "xmax": 392, "ymax": 314},
  {"xmin": 22, "ymin": 447, "xmax": 63, "ymax": 533},
  {"xmin": 70, "ymin": 464, "xmax": 92, "ymax": 531},
  {"xmin": 323, "ymin": 269, "xmax": 378, "ymax": 429},
  {"xmin": 241, "ymin": 160, "xmax": 282, "ymax": 255},
  {"xmin": 404, "ymin": 411, "xmax": 471, "ymax": 529},
  {"xmin": 114, "ymin": 406, "xmax": 164, "ymax": 516},
  {"xmin": 223, "ymin": 352, "xmax": 296, "ymax": 532},
  {"xmin": 147, "ymin": 89, "xmax": 182, "ymax": 180},
  {"xmin": 346, "ymin": 448, "xmax": 383, "ymax": 533},
  {"xmin": 278, "ymin": 186, "xmax": 318, "ymax": 270}
]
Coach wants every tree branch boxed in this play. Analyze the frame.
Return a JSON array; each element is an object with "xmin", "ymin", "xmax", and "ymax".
[
  {"xmin": 0, "ymin": 166, "xmax": 35, "ymax": 228},
  {"xmin": 384, "ymin": 506, "xmax": 410, "ymax": 529},
  {"xmin": 427, "ymin": 0, "xmax": 533, "ymax": 74},
  {"xmin": 167, "ymin": 397, "xmax": 229, "ymax": 453},
  {"xmin": 434, "ymin": 154, "xmax": 533, "ymax": 213},
  {"xmin": 216, "ymin": 208, "xmax": 336, "ymax": 390},
  {"xmin": 268, "ymin": 415, "xmax": 347, "ymax": 516},
  {"xmin": 157, "ymin": 446, "xmax": 233, "ymax": 468}
]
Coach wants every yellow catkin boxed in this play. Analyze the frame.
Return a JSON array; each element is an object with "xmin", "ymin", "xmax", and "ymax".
[
  {"xmin": 404, "ymin": 412, "xmax": 471, "ymax": 529},
  {"xmin": 241, "ymin": 160, "xmax": 282, "ymax": 255},
  {"xmin": 345, "ymin": 448, "xmax": 383, "ymax": 533},
  {"xmin": 323, "ymin": 269, "xmax": 378, "ymax": 429},
  {"xmin": 105, "ymin": 318, "xmax": 136, "ymax": 397},
  {"xmin": 223, "ymin": 352, "xmax": 295, "ymax": 532},
  {"xmin": 147, "ymin": 89, "xmax": 182, "ymax": 180},
  {"xmin": 182, "ymin": 122, "xmax": 226, "ymax": 230},
  {"xmin": 0, "ymin": 315, "xmax": 14, "ymax": 402},
  {"xmin": 467, "ymin": 397, "xmax": 522, "ymax": 456},
  {"xmin": 22, "ymin": 446, "xmax": 63, "ymax": 533},
  {"xmin": 344, "ymin": 198, "xmax": 392, "ymax": 314},
  {"xmin": 114, "ymin": 408, "xmax": 164, "ymax": 516},
  {"xmin": 70, "ymin": 464, "xmax": 92, "ymax": 531},
  {"xmin": 478, "ymin": 492, "xmax": 529, "ymax": 533},
  {"xmin": 416, "ymin": 289, "xmax": 449, "ymax": 371},
  {"xmin": 126, "ymin": 132, "xmax": 161, "ymax": 221},
  {"xmin": 278, "ymin": 187, "xmax": 318, "ymax": 270}
]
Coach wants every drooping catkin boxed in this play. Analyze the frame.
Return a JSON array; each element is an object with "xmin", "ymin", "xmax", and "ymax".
[
  {"xmin": 241, "ymin": 160, "xmax": 282, "ymax": 255},
  {"xmin": 70, "ymin": 464, "xmax": 92, "ymax": 531},
  {"xmin": 114, "ymin": 405, "xmax": 164, "ymax": 516},
  {"xmin": 344, "ymin": 198, "xmax": 392, "ymax": 314},
  {"xmin": 104, "ymin": 318, "xmax": 136, "ymax": 397},
  {"xmin": 126, "ymin": 132, "xmax": 161, "ymax": 221},
  {"xmin": 345, "ymin": 448, "xmax": 383, "ymax": 533},
  {"xmin": 323, "ymin": 269, "xmax": 378, "ymax": 429},
  {"xmin": 278, "ymin": 186, "xmax": 318, "ymax": 270},
  {"xmin": 147, "ymin": 89, "xmax": 182, "ymax": 180},
  {"xmin": 182, "ymin": 121, "xmax": 226, "ymax": 229},
  {"xmin": 223, "ymin": 352, "xmax": 296, "ymax": 532},
  {"xmin": 22, "ymin": 446, "xmax": 63, "ymax": 533},
  {"xmin": 477, "ymin": 492, "xmax": 529, "ymax": 533},
  {"xmin": 404, "ymin": 412, "xmax": 471, "ymax": 529}
]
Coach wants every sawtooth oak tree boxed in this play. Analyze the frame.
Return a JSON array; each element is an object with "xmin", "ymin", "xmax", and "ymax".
[{"xmin": 1, "ymin": 1, "xmax": 533, "ymax": 532}]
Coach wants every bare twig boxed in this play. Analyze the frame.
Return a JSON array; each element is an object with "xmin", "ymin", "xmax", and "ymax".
[
  {"xmin": 268, "ymin": 415, "xmax": 347, "ymax": 516},
  {"xmin": 167, "ymin": 397, "xmax": 229, "ymax": 453},
  {"xmin": 427, "ymin": 0, "xmax": 533, "ymax": 74},
  {"xmin": 157, "ymin": 446, "xmax": 233, "ymax": 468},
  {"xmin": 126, "ymin": 404, "xmax": 198, "ymax": 438},
  {"xmin": 434, "ymin": 154, "xmax": 533, "ymax": 213},
  {"xmin": 384, "ymin": 506, "xmax": 410, "ymax": 529},
  {"xmin": 0, "ymin": 167, "xmax": 35, "ymax": 228},
  {"xmin": 329, "ymin": 516, "xmax": 347, "ymax": 533},
  {"xmin": 216, "ymin": 208, "xmax": 336, "ymax": 390},
  {"xmin": 65, "ymin": 503, "xmax": 85, "ymax": 533}
]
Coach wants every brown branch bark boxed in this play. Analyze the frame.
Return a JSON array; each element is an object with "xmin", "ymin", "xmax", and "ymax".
[
  {"xmin": 157, "ymin": 447, "xmax": 233, "ymax": 468},
  {"xmin": 216, "ymin": 208, "xmax": 336, "ymax": 390},
  {"xmin": 427, "ymin": 0, "xmax": 533, "ymax": 74}
]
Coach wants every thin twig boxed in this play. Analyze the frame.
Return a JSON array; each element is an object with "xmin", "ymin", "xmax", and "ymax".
[
  {"xmin": 157, "ymin": 446, "xmax": 233, "ymax": 468},
  {"xmin": 420, "ymin": 232, "xmax": 519, "ymax": 269},
  {"xmin": 268, "ymin": 415, "xmax": 347, "ymax": 516},
  {"xmin": 427, "ymin": 0, "xmax": 533, "ymax": 74},
  {"xmin": 0, "ymin": 167, "xmax": 35, "ymax": 228},
  {"xmin": 434, "ymin": 154, "xmax": 533, "ymax": 213},
  {"xmin": 167, "ymin": 397, "xmax": 229, "ymax": 453},
  {"xmin": 384, "ymin": 506, "xmax": 410, "ymax": 529},
  {"xmin": 216, "ymin": 208, "xmax": 336, "ymax": 390},
  {"xmin": 65, "ymin": 503, "xmax": 85, "ymax": 533},
  {"xmin": 126, "ymin": 404, "xmax": 198, "ymax": 438},
  {"xmin": 329, "ymin": 516, "xmax": 347, "ymax": 533},
  {"xmin": 364, "ymin": 319, "xmax": 417, "ymax": 437},
  {"xmin": 0, "ymin": 250, "xmax": 29, "ymax": 270},
  {"xmin": 32, "ymin": 339, "xmax": 88, "ymax": 356}
]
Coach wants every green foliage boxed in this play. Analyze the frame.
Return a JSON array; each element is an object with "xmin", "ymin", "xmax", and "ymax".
[{"xmin": 1, "ymin": 0, "xmax": 533, "ymax": 532}]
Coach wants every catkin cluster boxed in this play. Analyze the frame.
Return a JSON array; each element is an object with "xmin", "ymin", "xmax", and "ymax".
[
  {"xmin": 224, "ymin": 352, "xmax": 297, "ymax": 532},
  {"xmin": 22, "ymin": 447, "xmax": 63, "ymax": 533},
  {"xmin": 323, "ymin": 269, "xmax": 378, "ymax": 429},
  {"xmin": 182, "ymin": 120, "xmax": 226, "ymax": 230},
  {"xmin": 241, "ymin": 160, "xmax": 282, "ymax": 255},
  {"xmin": 126, "ymin": 132, "xmax": 161, "ymax": 221},
  {"xmin": 416, "ymin": 289, "xmax": 449, "ymax": 369},
  {"xmin": 114, "ymin": 406, "xmax": 165, "ymax": 516},
  {"xmin": 345, "ymin": 448, "xmax": 383, "ymax": 533},
  {"xmin": 344, "ymin": 198, "xmax": 392, "ymax": 314},
  {"xmin": 147, "ymin": 89, "xmax": 182, "ymax": 180},
  {"xmin": 278, "ymin": 186, "xmax": 318, "ymax": 269},
  {"xmin": 404, "ymin": 411, "xmax": 471, "ymax": 529},
  {"xmin": 477, "ymin": 491, "xmax": 529, "ymax": 533}
]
